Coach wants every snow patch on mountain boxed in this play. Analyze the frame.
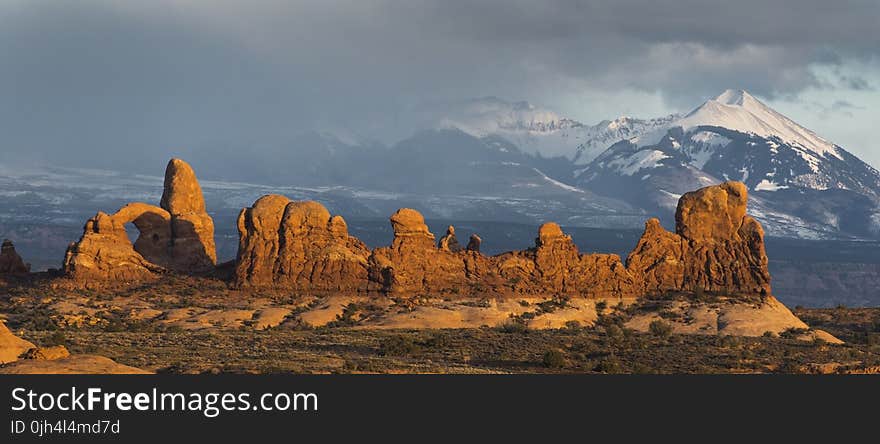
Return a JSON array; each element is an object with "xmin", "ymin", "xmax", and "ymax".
[
  {"xmin": 674, "ymin": 90, "xmax": 841, "ymax": 159},
  {"xmin": 604, "ymin": 150, "xmax": 670, "ymax": 176},
  {"xmin": 427, "ymin": 97, "xmax": 679, "ymax": 163},
  {"xmin": 573, "ymin": 115, "xmax": 680, "ymax": 166},
  {"xmin": 532, "ymin": 168, "xmax": 585, "ymax": 193},
  {"xmin": 754, "ymin": 179, "xmax": 788, "ymax": 191}
]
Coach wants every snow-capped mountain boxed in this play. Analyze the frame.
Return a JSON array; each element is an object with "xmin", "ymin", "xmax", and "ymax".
[
  {"xmin": 428, "ymin": 96, "xmax": 677, "ymax": 164},
  {"xmin": 431, "ymin": 97, "xmax": 587, "ymax": 159},
  {"xmin": 576, "ymin": 90, "xmax": 880, "ymax": 238},
  {"xmin": 572, "ymin": 115, "xmax": 680, "ymax": 165}
]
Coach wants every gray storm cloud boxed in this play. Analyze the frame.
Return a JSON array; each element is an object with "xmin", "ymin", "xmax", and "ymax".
[{"xmin": 1, "ymin": 0, "xmax": 878, "ymax": 171}]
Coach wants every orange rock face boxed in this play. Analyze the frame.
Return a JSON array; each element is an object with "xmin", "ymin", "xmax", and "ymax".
[
  {"xmin": 493, "ymin": 222, "xmax": 636, "ymax": 298},
  {"xmin": 235, "ymin": 198, "xmax": 371, "ymax": 290},
  {"xmin": 626, "ymin": 181, "xmax": 771, "ymax": 295},
  {"xmin": 63, "ymin": 210, "xmax": 164, "ymax": 282},
  {"xmin": 59, "ymin": 168, "xmax": 770, "ymax": 300},
  {"xmin": 368, "ymin": 209, "xmax": 473, "ymax": 294},
  {"xmin": 63, "ymin": 158, "xmax": 216, "ymax": 283},
  {"xmin": 236, "ymin": 204, "xmax": 638, "ymax": 298},
  {"xmin": 233, "ymin": 181, "xmax": 770, "ymax": 299},
  {"xmin": 438, "ymin": 226, "xmax": 463, "ymax": 253},
  {"xmin": 160, "ymin": 158, "xmax": 217, "ymax": 271},
  {"xmin": 0, "ymin": 240, "xmax": 30, "ymax": 274}
]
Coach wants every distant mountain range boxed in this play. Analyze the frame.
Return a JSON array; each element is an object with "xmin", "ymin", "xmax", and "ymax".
[
  {"xmin": 574, "ymin": 90, "xmax": 880, "ymax": 238},
  {"xmin": 2, "ymin": 90, "xmax": 879, "ymax": 242}
]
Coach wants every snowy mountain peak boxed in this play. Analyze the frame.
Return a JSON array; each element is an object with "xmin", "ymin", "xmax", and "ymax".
[
  {"xmin": 713, "ymin": 89, "xmax": 755, "ymax": 106},
  {"xmin": 606, "ymin": 116, "xmax": 634, "ymax": 130},
  {"xmin": 435, "ymin": 97, "xmax": 583, "ymax": 136},
  {"xmin": 678, "ymin": 89, "xmax": 841, "ymax": 159}
]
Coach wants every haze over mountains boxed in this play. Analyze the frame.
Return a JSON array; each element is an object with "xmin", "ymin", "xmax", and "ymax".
[
  {"xmin": 2, "ymin": 90, "xmax": 879, "ymax": 244},
  {"xmin": 173, "ymin": 88, "xmax": 879, "ymax": 240}
]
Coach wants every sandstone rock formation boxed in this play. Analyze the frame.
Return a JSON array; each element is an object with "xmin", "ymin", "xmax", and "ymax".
[
  {"xmin": 160, "ymin": 158, "xmax": 217, "ymax": 271},
  {"xmin": 438, "ymin": 226, "xmax": 463, "ymax": 252},
  {"xmin": 19, "ymin": 345, "xmax": 71, "ymax": 361},
  {"xmin": 0, "ymin": 320, "xmax": 149, "ymax": 373},
  {"xmin": 235, "ymin": 197, "xmax": 371, "ymax": 290},
  {"xmin": 235, "ymin": 202, "xmax": 638, "ymax": 298},
  {"xmin": 466, "ymin": 234, "xmax": 482, "ymax": 253},
  {"xmin": 233, "ymin": 181, "xmax": 771, "ymax": 300},
  {"xmin": 63, "ymin": 210, "xmax": 165, "ymax": 282},
  {"xmin": 0, "ymin": 355, "xmax": 150, "ymax": 374},
  {"xmin": 493, "ymin": 222, "xmax": 636, "ymax": 298},
  {"xmin": 0, "ymin": 240, "xmax": 30, "ymax": 274},
  {"xmin": 368, "ymin": 209, "xmax": 475, "ymax": 294},
  {"xmin": 626, "ymin": 181, "xmax": 771, "ymax": 296},
  {"xmin": 63, "ymin": 158, "xmax": 216, "ymax": 283},
  {"xmin": 0, "ymin": 321, "xmax": 35, "ymax": 364}
]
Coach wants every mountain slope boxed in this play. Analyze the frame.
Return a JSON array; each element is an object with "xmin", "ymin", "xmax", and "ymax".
[
  {"xmin": 425, "ymin": 96, "xmax": 678, "ymax": 165},
  {"xmin": 576, "ymin": 90, "xmax": 880, "ymax": 239}
]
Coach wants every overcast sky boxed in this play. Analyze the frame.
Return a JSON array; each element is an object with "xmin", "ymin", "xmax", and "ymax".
[{"xmin": 1, "ymin": 0, "xmax": 879, "ymax": 171}]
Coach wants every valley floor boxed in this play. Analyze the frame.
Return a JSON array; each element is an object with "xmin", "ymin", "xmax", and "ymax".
[
  {"xmin": 2, "ymin": 274, "xmax": 879, "ymax": 374},
  {"xmin": 17, "ymin": 323, "xmax": 880, "ymax": 374}
]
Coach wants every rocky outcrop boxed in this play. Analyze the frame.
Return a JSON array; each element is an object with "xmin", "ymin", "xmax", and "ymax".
[
  {"xmin": 1, "ymin": 320, "xmax": 148, "ymax": 373},
  {"xmin": 235, "ymin": 202, "xmax": 638, "ymax": 298},
  {"xmin": 0, "ymin": 321, "xmax": 36, "ymax": 364},
  {"xmin": 493, "ymin": 222, "xmax": 636, "ymax": 298},
  {"xmin": 0, "ymin": 355, "xmax": 150, "ymax": 374},
  {"xmin": 438, "ymin": 226, "xmax": 463, "ymax": 252},
  {"xmin": 235, "ymin": 197, "xmax": 371, "ymax": 290},
  {"xmin": 0, "ymin": 240, "xmax": 30, "ymax": 274},
  {"xmin": 63, "ymin": 210, "xmax": 165, "ymax": 282},
  {"xmin": 466, "ymin": 234, "xmax": 482, "ymax": 253},
  {"xmin": 160, "ymin": 158, "xmax": 216, "ymax": 271},
  {"xmin": 63, "ymin": 159, "xmax": 216, "ymax": 283},
  {"xmin": 626, "ymin": 181, "xmax": 771, "ymax": 296},
  {"xmin": 233, "ymin": 181, "xmax": 770, "ymax": 300},
  {"xmin": 19, "ymin": 345, "xmax": 71, "ymax": 361},
  {"xmin": 368, "ymin": 209, "xmax": 475, "ymax": 294}
]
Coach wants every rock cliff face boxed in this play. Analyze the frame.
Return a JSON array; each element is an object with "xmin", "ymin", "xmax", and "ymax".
[
  {"xmin": 368, "ymin": 209, "xmax": 476, "ymax": 294},
  {"xmin": 492, "ymin": 222, "xmax": 635, "ymax": 298},
  {"xmin": 233, "ymin": 181, "xmax": 771, "ymax": 299},
  {"xmin": 63, "ymin": 159, "xmax": 216, "ymax": 283},
  {"xmin": 235, "ymin": 196, "xmax": 371, "ymax": 290},
  {"xmin": 0, "ymin": 240, "xmax": 30, "ymax": 274},
  {"xmin": 160, "ymin": 158, "xmax": 217, "ymax": 271},
  {"xmin": 0, "ymin": 321, "xmax": 36, "ymax": 364},
  {"xmin": 59, "ymin": 165, "xmax": 770, "ymax": 299},
  {"xmin": 626, "ymin": 181, "xmax": 771, "ymax": 295},
  {"xmin": 438, "ymin": 226, "xmax": 463, "ymax": 252}
]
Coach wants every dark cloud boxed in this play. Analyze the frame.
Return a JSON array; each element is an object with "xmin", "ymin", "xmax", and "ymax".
[{"xmin": 1, "ymin": 0, "xmax": 878, "ymax": 171}]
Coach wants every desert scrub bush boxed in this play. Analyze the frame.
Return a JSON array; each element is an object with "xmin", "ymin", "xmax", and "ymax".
[
  {"xmin": 328, "ymin": 302, "xmax": 384, "ymax": 327},
  {"xmin": 649, "ymin": 319, "xmax": 674, "ymax": 339},
  {"xmin": 422, "ymin": 332, "xmax": 452, "ymax": 348},
  {"xmin": 44, "ymin": 331, "xmax": 67, "ymax": 347},
  {"xmin": 603, "ymin": 324, "xmax": 625, "ymax": 341},
  {"xmin": 496, "ymin": 319, "xmax": 529, "ymax": 334},
  {"xmin": 657, "ymin": 309, "xmax": 681, "ymax": 320},
  {"xmin": 542, "ymin": 349, "xmax": 566, "ymax": 368},
  {"xmin": 718, "ymin": 335, "xmax": 741, "ymax": 349},
  {"xmin": 536, "ymin": 296, "xmax": 570, "ymax": 314},
  {"xmin": 595, "ymin": 355, "xmax": 624, "ymax": 373},
  {"xmin": 594, "ymin": 300, "xmax": 607, "ymax": 312},
  {"xmin": 379, "ymin": 334, "xmax": 420, "ymax": 357},
  {"xmin": 564, "ymin": 320, "xmax": 582, "ymax": 330},
  {"xmin": 779, "ymin": 327, "xmax": 809, "ymax": 339},
  {"xmin": 461, "ymin": 298, "xmax": 492, "ymax": 308}
]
